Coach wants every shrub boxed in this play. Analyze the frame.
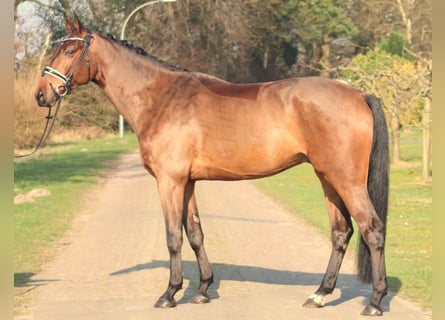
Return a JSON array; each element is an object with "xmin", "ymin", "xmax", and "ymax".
[{"xmin": 14, "ymin": 60, "xmax": 50, "ymax": 150}]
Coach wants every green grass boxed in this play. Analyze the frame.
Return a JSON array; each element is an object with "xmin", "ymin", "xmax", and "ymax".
[
  {"xmin": 255, "ymin": 129, "xmax": 432, "ymax": 309},
  {"xmin": 14, "ymin": 135, "xmax": 138, "ymax": 286},
  {"xmin": 386, "ymin": 166, "xmax": 432, "ymax": 307}
]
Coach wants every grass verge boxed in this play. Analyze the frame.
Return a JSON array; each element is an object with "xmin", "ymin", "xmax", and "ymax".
[
  {"xmin": 254, "ymin": 130, "xmax": 432, "ymax": 310},
  {"xmin": 14, "ymin": 134, "xmax": 138, "ymax": 308}
]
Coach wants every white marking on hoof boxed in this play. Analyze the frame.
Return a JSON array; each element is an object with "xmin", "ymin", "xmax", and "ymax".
[{"xmin": 308, "ymin": 293, "xmax": 325, "ymax": 307}]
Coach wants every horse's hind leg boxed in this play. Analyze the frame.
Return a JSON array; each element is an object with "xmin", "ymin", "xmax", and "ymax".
[
  {"xmin": 183, "ymin": 181, "xmax": 214, "ymax": 304},
  {"xmin": 314, "ymin": 176, "xmax": 387, "ymax": 315},
  {"xmin": 303, "ymin": 174, "xmax": 353, "ymax": 308},
  {"xmin": 341, "ymin": 187, "xmax": 387, "ymax": 316}
]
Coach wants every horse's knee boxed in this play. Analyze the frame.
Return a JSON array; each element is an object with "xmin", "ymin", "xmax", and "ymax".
[
  {"xmin": 189, "ymin": 234, "xmax": 204, "ymax": 252},
  {"xmin": 166, "ymin": 228, "xmax": 183, "ymax": 254},
  {"xmin": 187, "ymin": 224, "xmax": 204, "ymax": 251},
  {"xmin": 185, "ymin": 214, "xmax": 205, "ymax": 250}
]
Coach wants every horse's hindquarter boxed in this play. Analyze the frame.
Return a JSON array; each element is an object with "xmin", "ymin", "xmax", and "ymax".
[{"xmin": 288, "ymin": 78, "xmax": 374, "ymax": 181}]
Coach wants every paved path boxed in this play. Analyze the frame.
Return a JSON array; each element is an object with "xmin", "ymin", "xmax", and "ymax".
[{"xmin": 21, "ymin": 151, "xmax": 430, "ymax": 319}]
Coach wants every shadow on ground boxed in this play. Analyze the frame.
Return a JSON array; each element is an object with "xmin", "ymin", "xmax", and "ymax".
[
  {"xmin": 110, "ymin": 260, "xmax": 401, "ymax": 311},
  {"xmin": 15, "ymin": 272, "xmax": 60, "ymax": 295}
]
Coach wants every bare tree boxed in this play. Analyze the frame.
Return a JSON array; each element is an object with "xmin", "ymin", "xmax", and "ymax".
[{"xmin": 347, "ymin": 0, "xmax": 431, "ymax": 57}]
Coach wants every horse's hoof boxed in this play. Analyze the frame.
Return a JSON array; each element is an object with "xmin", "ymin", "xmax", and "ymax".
[
  {"xmin": 154, "ymin": 296, "xmax": 177, "ymax": 308},
  {"xmin": 302, "ymin": 294, "xmax": 325, "ymax": 308},
  {"xmin": 189, "ymin": 292, "xmax": 210, "ymax": 304},
  {"xmin": 361, "ymin": 304, "xmax": 383, "ymax": 316}
]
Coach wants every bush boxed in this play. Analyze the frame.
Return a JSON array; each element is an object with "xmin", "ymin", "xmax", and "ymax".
[
  {"xmin": 14, "ymin": 60, "xmax": 50, "ymax": 150},
  {"xmin": 59, "ymin": 85, "xmax": 120, "ymax": 132}
]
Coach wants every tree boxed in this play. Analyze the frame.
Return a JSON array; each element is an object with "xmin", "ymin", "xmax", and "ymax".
[
  {"xmin": 14, "ymin": 0, "xmax": 365, "ymax": 81},
  {"xmin": 346, "ymin": 0, "xmax": 432, "ymax": 58},
  {"xmin": 379, "ymin": 32, "xmax": 414, "ymax": 60},
  {"xmin": 245, "ymin": 0, "xmax": 359, "ymax": 79},
  {"xmin": 404, "ymin": 48, "xmax": 432, "ymax": 181},
  {"xmin": 342, "ymin": 47, "xmax": 430, "ymax": 172}
]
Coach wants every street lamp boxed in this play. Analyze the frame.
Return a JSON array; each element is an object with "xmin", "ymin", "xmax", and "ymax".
[{"xmin": 118, "ymin": 0, "xmax": 177, "ymax": 138}]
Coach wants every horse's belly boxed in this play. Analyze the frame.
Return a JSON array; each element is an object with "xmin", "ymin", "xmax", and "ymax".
[{"xmin": 190, "ymin": 150, "xmax": 308, "ymax": 181}]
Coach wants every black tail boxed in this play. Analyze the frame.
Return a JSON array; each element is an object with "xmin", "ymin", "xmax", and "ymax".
[{"xmin": 358, "ymin": 95, "xmax": 389, "ymax": 282}]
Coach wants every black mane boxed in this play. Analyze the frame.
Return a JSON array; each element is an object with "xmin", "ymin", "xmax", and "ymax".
[{"xmin": 103, "ymin": 32, "xmax": 189, "ymax": 72}]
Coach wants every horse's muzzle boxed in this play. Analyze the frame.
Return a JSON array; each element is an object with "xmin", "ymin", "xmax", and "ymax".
[{"xmin": 35, "ymin": 89, "xmax": 56, "ymax": 107}]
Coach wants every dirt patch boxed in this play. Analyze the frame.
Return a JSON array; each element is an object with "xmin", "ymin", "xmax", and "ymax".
[{"xmin": 14, "ymin": 188, "xmax": 51, "ymax": 204}]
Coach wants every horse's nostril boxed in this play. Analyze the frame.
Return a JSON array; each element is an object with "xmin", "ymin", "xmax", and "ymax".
[{"xmin": 36, "ymin": 90, "xmax": 46, "ymax": 105}]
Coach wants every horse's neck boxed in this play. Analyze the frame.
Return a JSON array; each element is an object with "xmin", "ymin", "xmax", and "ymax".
[{"xmin": 91, "ymin": 36, "xmax": 169, "ymax": 131}]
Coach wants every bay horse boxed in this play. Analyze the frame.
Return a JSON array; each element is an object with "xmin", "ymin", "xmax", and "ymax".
[{"xmin": 35, "ymin": 15, "xmax": 389, "ymax": 316}]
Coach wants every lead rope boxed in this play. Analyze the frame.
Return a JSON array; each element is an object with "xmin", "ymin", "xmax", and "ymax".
[{"xmin": 14, "ymin": 98, "xmax": 62, "ymax": 158}]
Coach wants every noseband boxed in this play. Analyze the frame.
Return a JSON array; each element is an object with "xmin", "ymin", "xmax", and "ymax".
[{"xmin": 42, "ymin": 30, "xmax": 93, "ymax": 103}]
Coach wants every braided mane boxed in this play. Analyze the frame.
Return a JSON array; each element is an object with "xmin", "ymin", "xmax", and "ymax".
[{"xmin": 102, "ymin": 32, "xmax": 189, "ymax": 72}]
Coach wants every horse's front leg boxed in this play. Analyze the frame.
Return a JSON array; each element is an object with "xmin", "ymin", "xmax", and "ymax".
[
  {"xmin": 183, "ymin": 181, "xmax": 214, "ymax": 304},
  {"xmin": 154, "ymin": 176, "xmax": 186, "ymax": 308}
]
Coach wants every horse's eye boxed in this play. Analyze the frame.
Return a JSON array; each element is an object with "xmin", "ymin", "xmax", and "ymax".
[{"xmin": 65, "ymin": 49, "xmax": 75, "ymax": 57}]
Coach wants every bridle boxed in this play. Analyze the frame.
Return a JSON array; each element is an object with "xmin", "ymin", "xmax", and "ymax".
[
  {"xmin": 41, "ymin": 30, "xmax": 93, "ymax": 104},
  {"xmin": 14, "ymin": 30, "xmax": 93, "ymax": 158}
]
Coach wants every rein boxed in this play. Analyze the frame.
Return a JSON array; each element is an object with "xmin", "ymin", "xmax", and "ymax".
[
  {"xmin": 14, "ymin": 31, "xmax": 93, "ymax": 158},
  {"xmin": 14, "ymin": 99, "xmax": 62, "ymax": 158}
]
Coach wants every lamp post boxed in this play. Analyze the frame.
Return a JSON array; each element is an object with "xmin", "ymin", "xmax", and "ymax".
[{"xmin": 118, "ymin": 0, "xmax": 176, "ymax": 138}]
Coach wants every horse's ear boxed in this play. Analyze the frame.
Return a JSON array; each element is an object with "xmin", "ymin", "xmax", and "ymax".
[
  {"xmin": 64, "ymin": 12, "xmax": 74, "ymax": 32},
  {"xmin": 64, "ymin": 12, "xmax": 84, "ymax": 33},
  {"xmin": 72, "ymin": 13, "xmax": 85, "ymax": 32}
]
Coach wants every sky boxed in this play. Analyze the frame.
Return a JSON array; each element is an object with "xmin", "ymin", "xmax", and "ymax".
[{"xmin": 15, "ymin": 1, "xmax": 51, "ymax": 59}]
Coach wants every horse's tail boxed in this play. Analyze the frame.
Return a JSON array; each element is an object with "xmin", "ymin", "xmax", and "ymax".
[{"xmin": 357, "ymin": 94, "xmax": 389, "ymax": 282}]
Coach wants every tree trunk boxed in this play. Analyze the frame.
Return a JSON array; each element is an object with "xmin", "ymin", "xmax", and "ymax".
[
  {"xmin": 390, "ymin": 112, "xmax": 401, "ymax": 164},
  {"xmin": 14, "ymin": 0, "xmax": 21, "ymax": 22},
  {"xmin": 37, "ymin": 33, "xmax": 52, "ymax": 72},
  {"xmin": 422, "ymin": 96, "xmax": 432, "ymax": 181},
  {"xmin": 320, "ymin": 35, "xmax": 331, "ymax": 77},
  {"xmin": 396, "ymin": 0, "xmax": 413, "ymax": 45}
]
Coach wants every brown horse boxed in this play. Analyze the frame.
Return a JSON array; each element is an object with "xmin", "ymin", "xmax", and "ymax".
[{"xmin": 35, "ymin": 15, "xmax": 389, "ymax": 316}]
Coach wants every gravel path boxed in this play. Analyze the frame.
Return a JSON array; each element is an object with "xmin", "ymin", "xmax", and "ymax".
[{"xmin": 19, "ymin": 150, "xmax": 431, "ymax": 319}]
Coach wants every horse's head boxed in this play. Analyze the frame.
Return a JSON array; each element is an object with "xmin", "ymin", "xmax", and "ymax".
[{"xmin": 35, "ymin": 14, "xmax": 94, "ymax": 107}]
